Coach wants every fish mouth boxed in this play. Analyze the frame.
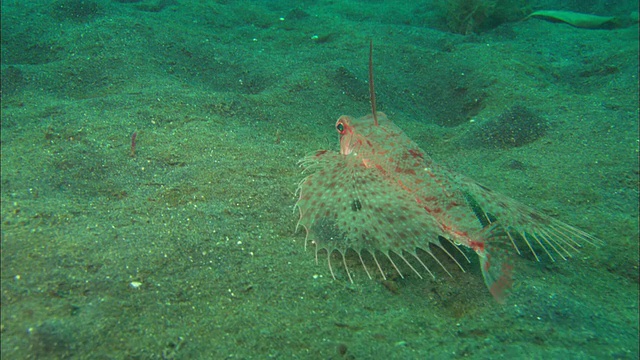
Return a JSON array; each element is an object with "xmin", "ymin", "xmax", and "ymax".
[
  {"xmin": 340, "ymin": 133, "xmax": 360, "ymax": 155},
  {"xmin": 340, "ymin": 139, "xmax": 353, "ymax": 155}
]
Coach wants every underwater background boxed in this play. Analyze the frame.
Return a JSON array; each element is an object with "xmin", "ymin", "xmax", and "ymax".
[{"xmin": 1, "ymin": 0, "xmax": 638, "ymax": 359}]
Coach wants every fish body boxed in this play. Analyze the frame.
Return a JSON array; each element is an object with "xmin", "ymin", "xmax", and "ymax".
[{"xmin": 295, "ymin": 112, "xmax": 600, "ymax": 302}]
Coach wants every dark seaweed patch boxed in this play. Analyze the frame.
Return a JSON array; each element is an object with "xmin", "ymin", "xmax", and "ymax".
[
  {"xmin": 0, "ymin": 66, "xmax": 26, "ymax": 97},
  {"xmin": 472, "ymin": 105, "xmax": 549, "ymax": 149},
  {"xmin": 51, "ymin": 0, "xmax": 103, "ymax": 23},
  {"xmin": 28, "ymin": 319, "xmax": 75, "ymax": 357},
  {"xmin": 333, "ymin": 66, "xmax": 369, "ymax": 102}
]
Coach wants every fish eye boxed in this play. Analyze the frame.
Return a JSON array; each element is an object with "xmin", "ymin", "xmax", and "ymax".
[{"xmin": 336, "ymin": 122, "xmax": 344, "ymax": 133}]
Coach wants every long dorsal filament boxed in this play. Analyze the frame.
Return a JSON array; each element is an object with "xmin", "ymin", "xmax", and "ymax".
[{"xmin": 369, "ymin": 39, "xmax": 378, "ymax": 126}]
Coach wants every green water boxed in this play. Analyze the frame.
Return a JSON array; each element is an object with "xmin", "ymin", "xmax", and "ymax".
[{"xmin": 1, "ymin": 1, "xmax": 638, "ymax": 359}]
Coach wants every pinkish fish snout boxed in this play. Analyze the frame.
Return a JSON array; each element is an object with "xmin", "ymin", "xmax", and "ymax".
[{"xmin": 337, "ymin": 115, "xmax": 357, "ymax": 155}]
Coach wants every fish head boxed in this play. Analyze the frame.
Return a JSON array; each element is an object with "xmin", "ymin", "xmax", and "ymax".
[{"xmin": 336, "ymin": 115, "xmax": 363, "ymax": 155}]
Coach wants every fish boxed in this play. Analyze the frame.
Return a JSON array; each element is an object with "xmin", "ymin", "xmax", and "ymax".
[{"xmin": 294, "ymin": 41, "xmax": 602, "ymax": 302}]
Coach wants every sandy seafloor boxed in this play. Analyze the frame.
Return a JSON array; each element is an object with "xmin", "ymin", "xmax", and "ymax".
[{"xmin": 1, "ymin": 0, "xmax": 638, "ymax": 359}]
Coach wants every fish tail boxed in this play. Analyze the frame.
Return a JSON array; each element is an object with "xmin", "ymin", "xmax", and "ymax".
[{"xmin": 476, "ymin": 226, "xmax": 515, "ymax": 303}]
